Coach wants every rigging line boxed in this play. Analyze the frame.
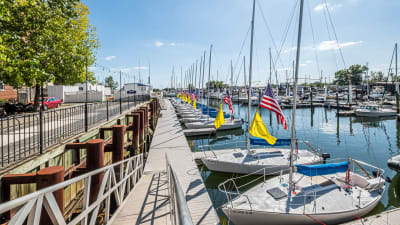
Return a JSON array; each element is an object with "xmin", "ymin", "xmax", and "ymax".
[
  {"xmin": 306, "ymin": 0, "xmax": 321, "ymax": 76},
  {"xmin": 274, "ymin": 0, "xmax": 300, "ymax": 73},
  {"xmin": 323, "ymin": 0, "xmax": 346, "ymax": 69},
  {"xmin": 256, "ymin": 1, "xmax": 284, "ymax": 70},
  {"xmin": 227, "ymin": 23, "xmax": 251, "ymax": 86},
  {"xmin": 231, "ymin": 23, "xmax": 252, "ymax": 86},
  {"xmin": 386, "ymin": 44, "xmax": 396, "ymax": 84},
  {"xmin": 321, "ymin": 1, "xmax": 339, "ymax": 71}
]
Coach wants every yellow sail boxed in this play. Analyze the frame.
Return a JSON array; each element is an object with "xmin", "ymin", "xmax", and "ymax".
[
  {"xmin": 249, "ymin": 110, "xmax": 277, "ymax": 145},
  {"xmin": 214, "ymin": 104, "xmax": 225, "ymax": 129}
]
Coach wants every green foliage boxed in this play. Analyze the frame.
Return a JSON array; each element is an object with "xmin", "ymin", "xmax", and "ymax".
[
  {"xmin": 369, "ymin": 71, "xmax": 386, "ymax": 83},
  {"xmin": 152, "ymin": 88, "xmax": 161, "ymax": 92},
  {"xmin": 104, "ymin": 75, "xmax": 118, "ymax": 90},
  {"xmin": 333, "ymin": 64, "xmax": 367, "ymax": 85},
  {"xmin": 0, "ymin": 0, "xmax": 100, "ymax": 88},
  {"xmin": 206, "ymin": 80, "xmax": 225, "ymax": 89}
]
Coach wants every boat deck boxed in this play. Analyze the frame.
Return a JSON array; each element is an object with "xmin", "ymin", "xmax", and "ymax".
[{"xmin": 112, "ymin": 98, "xmax": 219, "ymax": 225}]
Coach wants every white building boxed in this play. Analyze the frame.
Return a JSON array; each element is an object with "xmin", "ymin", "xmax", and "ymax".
[
  {"xmin": 48, "ymin": 83, "xmax": 112, "ymax": 103},
  {"xmin": 113, "ymin": 83, "xmax": 151, "ymax": 100}
]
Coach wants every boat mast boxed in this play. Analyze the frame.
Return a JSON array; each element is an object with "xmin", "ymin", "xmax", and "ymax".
[
  {"xmin": 247, "ymin": 0, "xmax": 256, "ymax": 153},
  {"xmin": 269, "ymin": 47, "xmax": 272, "ymax": 84},
  {"xmin": 289, "ymin": 0, "xmax": 304, "ymax": 193},
  {"xmin": 202, "ymin": 51, "xmax": 206, "ymax": 104},
  {"xmin": 207, "ymin": 45, "xmax": 213, "ymax": 119}
]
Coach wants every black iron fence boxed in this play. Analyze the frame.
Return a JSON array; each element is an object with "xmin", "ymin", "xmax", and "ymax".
[{"xmin": 0, "ymin": 95, "xmax": 150, "ymax": 167}]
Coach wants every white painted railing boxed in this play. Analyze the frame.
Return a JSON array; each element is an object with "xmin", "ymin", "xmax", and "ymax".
[{"xmin": 0, "ymin": 154, "xmax": 144, "ymax": 225}]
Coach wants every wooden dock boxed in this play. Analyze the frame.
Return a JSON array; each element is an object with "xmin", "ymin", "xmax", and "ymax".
[
  {"xmin": 343, "ymin": 208, "xmax": 400, "ymax": 224},
  {"xmin": 112, "ymin": 99, "xmax": 219, "ymax": 225}
]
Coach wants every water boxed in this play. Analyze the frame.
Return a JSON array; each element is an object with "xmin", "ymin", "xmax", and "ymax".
[{"xmin": 186, "ymin": 98, "xmax": 400, "ymax": 223}]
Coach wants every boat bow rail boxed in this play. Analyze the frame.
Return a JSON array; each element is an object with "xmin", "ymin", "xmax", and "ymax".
[
  {"xmin": 0, "ymin": 154, "xmax": 144, "ymax": 225},
  {"xmin": 218, "ymin": 158, "xmax": 385, "ymax": 213}
]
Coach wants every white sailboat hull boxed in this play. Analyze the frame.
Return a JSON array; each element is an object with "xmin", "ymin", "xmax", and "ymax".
[
  {"xmin": 222, "ymin": 197, "xmax": 380, "ymax": 225},
  {"xmin": 202, "ymin": 149, "xmax": 321, "ymax": 175},
  {"xmin": 185, "ymin": 119, "xmax": 242, "ymax": 130},
  {"xmin": 354, "ymin": 109, "xmax": 397, "ymax": 117}
]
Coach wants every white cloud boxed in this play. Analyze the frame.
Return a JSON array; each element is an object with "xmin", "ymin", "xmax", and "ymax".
[
  {"xmin": 169, "ymin": 43, "xmax": 176, "ymax": 46},
  {"xmin": 88, "ymin": 66, "xmax": 97, "ymax": 71},
  {"xmin": 304, "ymin": 60, "xmax": 313, "ymax": 64},
  {"xmin": 314, "ymin": 3, "xmax": 342, "ymax": 12},
  {"xmin": 135, "ymin": 66, "xmax": 148, "ymax": 70},
  {"xmin": 155, "ymin": 41, "xmax": 164, "ymax": 47},
  {"xmin": 105, "ymin": 56, "xmax": 116, "ymax": 61},
  {"xmin": 316, "ymin": 40, "xmax": 362, "ymax": 51},
  {"xmin": 111, "ymin": 67, "xmax": 132, "ymax": 73}
]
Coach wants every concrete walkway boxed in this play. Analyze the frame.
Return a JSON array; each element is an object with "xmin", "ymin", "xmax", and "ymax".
[
  {"xmin": 343, "ymin": 208, "xmax": 400, "ymax": 225},
  {"xmin": 112, "ymin": 98, "xmax": 219, "ymax": 225}
]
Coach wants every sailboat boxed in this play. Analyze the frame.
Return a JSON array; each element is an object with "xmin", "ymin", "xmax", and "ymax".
[
  {"xmin": 219, "ymin": 1, "xmax": 386, "ymax": 224},
  {"xmin": 185, "ymin": 45, "xmax": 243, "ymax": 130},
  {"xmin": 199, "ymin": 0, "xmax": 321, "ymax": 176}
]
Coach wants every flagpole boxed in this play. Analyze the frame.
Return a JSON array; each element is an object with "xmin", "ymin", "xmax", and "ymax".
[
  {"xmin": 289, "ymin": 0, "xmax": 304, "ymax": 194},
  {"xmin": 247, "ymin": 0, "xmax": 256, "ymax": 153}
]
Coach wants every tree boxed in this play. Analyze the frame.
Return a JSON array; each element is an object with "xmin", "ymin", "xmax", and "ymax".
[
  {"xmin": 105, "ymin": 76, "xmax": 118, "ymax": 90},
  {"xmin": 205, "ymin": 80, "xmax": 226, "ymax": 89},
  {"xmin": 333, "ymin": 64, "xmax": 367, "ymax": 86},
  {"xmin": 0, "ymin": 0, "xmax": 99, "ymax": 110},
  {"xmin": 369, "ymin": 71, "xmax": 386, "ymax": 83}
]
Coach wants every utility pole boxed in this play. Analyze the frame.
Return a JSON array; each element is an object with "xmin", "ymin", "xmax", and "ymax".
[{"xmin": 120, "ymin": 70, "xmax": 122, "ymax": 114}]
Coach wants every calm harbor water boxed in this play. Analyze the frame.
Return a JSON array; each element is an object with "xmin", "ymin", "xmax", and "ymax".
[{"xmin": 185, "ymin": 98, "xmax": 400, "ymax": 223}]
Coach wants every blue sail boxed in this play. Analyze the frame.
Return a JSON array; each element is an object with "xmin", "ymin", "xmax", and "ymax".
[
  {"xmin": 296, "ymin": 161, "xmax": 348, "ymax": 177},
  {"xmin": 250, "ymin": 137, "xmax": 291, "ymax": 146}
]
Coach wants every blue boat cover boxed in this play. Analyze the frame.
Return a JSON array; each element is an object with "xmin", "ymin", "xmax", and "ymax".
[
  {"xmin": 296, "ymin": 161, "xmax": 348, "ymax": 177},
  {"xmin": 250, "ymin": 137, "xmax": 291, "ymax": 146}
]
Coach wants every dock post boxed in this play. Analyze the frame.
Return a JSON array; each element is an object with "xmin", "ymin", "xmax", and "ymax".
[
  {"xmin": 85, "ymin": 139, "xmax": 104, "ymax": 204},
  {"xmin": 132, "ymin": 113, "xmax": 141, "ymax": 155},
  {"xmin": 396, "ymin": 93, "xmax": 399, "ymax": 114},
  {"xmin": 336, "ymin": 92, "xmax": 339, "ymax": 114},
  {"xmin": 137, "ymin": 110, "xmax": 145, "ymax": 153},
  {"xmin": 36, "ymin": 166, "xmax": 65, "ymax": 225}
]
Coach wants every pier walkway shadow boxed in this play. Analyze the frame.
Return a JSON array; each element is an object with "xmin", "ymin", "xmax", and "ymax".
[{"xmin": 112, "ymin": 172, "xmax": 171, "ymax": 225}]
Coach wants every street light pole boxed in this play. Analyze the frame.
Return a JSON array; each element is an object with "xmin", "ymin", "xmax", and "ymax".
[
  {"xmin": 120, "ymin": 70, "xmax": 122, "ymax": 114},
  {"xmin": 85, "ymin": 57, "xmax": 88, "ymax": 132}
]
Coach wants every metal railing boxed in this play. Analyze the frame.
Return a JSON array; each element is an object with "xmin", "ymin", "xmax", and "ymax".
[
  {"xmin": 166, "ymin": 155, "xmax": 193, "ymax": 225},
  {"xmin": 0, "ymin": 95, "xmax": 150, "ymax": 167},
  {"xmin": 0, "ymin": 153, "xmax": 144, "ymax": 225}
]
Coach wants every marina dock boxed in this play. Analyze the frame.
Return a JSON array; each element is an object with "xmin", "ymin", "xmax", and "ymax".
[
  {"xmin": 112, "ymin": 99, "xmax": 219, "ymax": 225},
  {"xmin": 344, "ymin": 208, "xmax": 400, "ymax": 224}
]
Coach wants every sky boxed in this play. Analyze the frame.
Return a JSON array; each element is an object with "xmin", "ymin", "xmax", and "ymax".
[{"xmin": 83, "ymin": 0, "xmax": 400, "ymax": 89}]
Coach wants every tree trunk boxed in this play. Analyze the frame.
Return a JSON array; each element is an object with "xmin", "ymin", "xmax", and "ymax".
[{"xmin": 34, "ymin": 84, "xmax": 40, "ymax": 111}]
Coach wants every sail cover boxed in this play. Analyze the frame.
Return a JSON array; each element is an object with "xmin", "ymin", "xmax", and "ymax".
[
  {"xmin": 250, "ymin": 137, "xmax": 291, "ymax": 146},
  {"xmin": 296, "ymin": 161, "xmax": 348, "ymax": 177}
]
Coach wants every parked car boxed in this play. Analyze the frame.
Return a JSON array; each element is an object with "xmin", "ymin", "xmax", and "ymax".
[
  {"xmin": 29, "ymin": 97, "xmax": 62, "ymax": 110},
  {"xmin": 42, "ymin": 97, "xmax": 62, "ymax": 110}
]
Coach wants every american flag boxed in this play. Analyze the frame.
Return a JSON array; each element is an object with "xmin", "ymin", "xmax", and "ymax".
[
  {"xmin": 260, "ymin": 84, "xmax": 288, "ymax": 130},
  {"xmin": 224, "ymin": 90, "xmax": 234, "ymax": 114}
]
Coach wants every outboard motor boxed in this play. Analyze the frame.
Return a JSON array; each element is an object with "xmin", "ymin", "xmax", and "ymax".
[{"xmin": 321, "ymin": 153, "xmax": 330, "ymax": 164}]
